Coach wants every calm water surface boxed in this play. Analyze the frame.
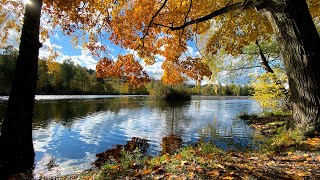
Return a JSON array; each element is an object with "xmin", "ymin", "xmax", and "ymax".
[{"xmin": 0, "ymin": 95, "xmax": 261, "ymax": 177}]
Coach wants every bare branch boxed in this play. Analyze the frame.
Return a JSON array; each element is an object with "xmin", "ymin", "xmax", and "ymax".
[
  {"xmin": 184, "ymin": 0, "xmax": 193, "ymax": 24},
  {"xmin": 180, "ymin": 0, "xmax": 193, "ymax": 39},
  {"xmin": 142, "ymin": 0, "xmax": 168, "ymax": 39},
  {"xmin": 168, "ymin": 2, "xmax": 249, "ymax": 31},
  {"xmin": 255, "ymin": 39, "xmax": 274, "ymax": 73},
  {"xmin": 228, "ymin": 65, "xmax": 262, "ymax": 73}
]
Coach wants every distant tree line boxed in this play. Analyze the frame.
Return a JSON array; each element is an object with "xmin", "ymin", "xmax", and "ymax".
[
  {"xmin": 0, "ymin": 47, "xmax": 148, "ymax": 95},
  {"xmin": 36, "ymin": 58, "xmax": 150, "ymax": 95},
  {"xmin": 147, "ymin": 80, "xmax": 253, "ymax": 97},
  {"xmin": 199, "ymin": 84, "xmax": 252, "ymax": 96},
  {"xmin": 0, "ymin": 46, "xmax": 16, "ymax": 95},
  {"xmin": 0, "ymin": 47, "xmax": 252, "ymax": 96}
]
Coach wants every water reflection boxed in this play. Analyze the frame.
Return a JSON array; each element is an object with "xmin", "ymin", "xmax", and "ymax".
[
  {"xmin": 32, "ymin": 96, "xmax": 143, "ymax": 128},
  {"xmin": 161, "ymin": 135, "xmax": 182, "ymax": 155},
  {"xmin": 158, "ymin": 101, "xmax": 184, "ymax": 155},
  {"xmin": 0, "ymin": 95, "xmax": 261, "ymax": 177},
  {"xmin": 198, "ymin": 118, "xmax": 258, "ymax": 151}
]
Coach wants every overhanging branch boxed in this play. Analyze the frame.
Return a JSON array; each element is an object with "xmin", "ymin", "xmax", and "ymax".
[
  {"xmin": 152, "ymin": 0, "xmax": 270, "ymax": 31},
  {"xmin": 166, "ymin": 2, "xmax": 246, "ymax": 31},
  {"xmin": 142, "ymin": 0, "xmax": 168, "ymax": 39}
]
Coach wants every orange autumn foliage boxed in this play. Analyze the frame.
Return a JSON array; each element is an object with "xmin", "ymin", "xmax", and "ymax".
[
  {"xmin": 96, "ymin": 54, "xmax": 150, "ymax": 87},
  {"xmin": 1, "ymin": 0, "xmax": 319, "ymax": 85}
]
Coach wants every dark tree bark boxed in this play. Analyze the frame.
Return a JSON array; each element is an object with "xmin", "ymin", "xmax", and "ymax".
[
  {"xmin": 0, "ymin": 0, "xmax": 43, "ymax": 176},
  {"xmin": 255, "ymin": 40, "xmax": 276, "ymax": 73},
  {"xmin": 264, "ymin": 0, "xmax": 320, "ymax": 133},
  {"xmin": 255, "ymin": 40, "xmax": 291, "ymax": 110}
]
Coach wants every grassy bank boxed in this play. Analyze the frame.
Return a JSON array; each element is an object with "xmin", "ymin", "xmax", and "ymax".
[{"xmin": 35, "ymin": 114, "xmax": 320, "ymax": 179}]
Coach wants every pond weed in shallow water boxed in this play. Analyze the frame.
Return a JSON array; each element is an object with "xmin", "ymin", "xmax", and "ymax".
[{"xmin": 197, "ymin": 121, "xmax": 260, "ymax": 152}]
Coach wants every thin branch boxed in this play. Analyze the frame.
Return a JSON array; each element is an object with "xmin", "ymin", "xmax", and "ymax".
[
  {"xmin": 184, "ymin": 0, "xmax": 193, "ymax": 24},
  {"xmin": 255, "ymin": 39, "xmax": 291, "ymax": 108},
  {"xmin": 181, "ymin": 0, "xmax": 193, "ymax": 37},
  {"xmin": 255, "ymin": 39, "xmax": 274, "ymax": 73},
  {"xmin": 167, "ymin": 2, "xmax": 250, "ymax": 31},
  {"xmin": 228, "ymin": 65, "xmax": 262, "ymax": 73},
  {"xmin": 142, "ymin": 0, "xmax": 168, "ymax": 39}
]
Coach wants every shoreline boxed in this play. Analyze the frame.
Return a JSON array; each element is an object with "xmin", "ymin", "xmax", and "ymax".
[{"xmin": 35, "ymin": 114, "xmax": 320, "ymax": 179}]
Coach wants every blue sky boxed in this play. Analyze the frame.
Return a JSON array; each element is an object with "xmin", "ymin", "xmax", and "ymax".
[{"xmin": 39, "ymin": 29, "xmax": 162, "ymax": 78}]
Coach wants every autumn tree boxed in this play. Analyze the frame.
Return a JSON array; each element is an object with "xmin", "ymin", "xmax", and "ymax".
[
  {"xmin": 96, "ymin": 54, "xmax": 150, "ymax": 87},
  {"xmin": 202, "ymin": 37, "xmax": 291, "ymax": 109},
  {"xmin": 0, "ymin": 0, "xmax": 43, "ymax": 175},
  {"xmin": 99, "ymin": 0, "xmax": 320, "ymax": 134},
  {"xmin": 167, "ymin": 56, "xmax": 212, "ymax": 86}
]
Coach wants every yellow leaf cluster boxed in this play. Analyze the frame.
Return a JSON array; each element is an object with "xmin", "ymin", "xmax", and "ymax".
[{"xmin": 251, "ymin": 71, "xmax": 287, "ymax": 111}]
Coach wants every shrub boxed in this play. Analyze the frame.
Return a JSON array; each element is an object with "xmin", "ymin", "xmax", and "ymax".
[
  {"xmin": 148, "ymin": 82, "xmax": 191, "ymax": 100},
  {"xmin": 251, "ymin": 70, "xmax": 288, "ymax": 113}
]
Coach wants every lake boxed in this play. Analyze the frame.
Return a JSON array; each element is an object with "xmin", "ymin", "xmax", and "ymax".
[{"xmin": 0, "ymin": 95, "xmax": 261, "ymax": 177}]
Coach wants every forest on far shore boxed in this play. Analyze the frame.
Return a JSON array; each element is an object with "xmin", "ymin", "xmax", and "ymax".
[{"xmin": 0, "ymin": 47, "xmax": 252, "ymax": 96}]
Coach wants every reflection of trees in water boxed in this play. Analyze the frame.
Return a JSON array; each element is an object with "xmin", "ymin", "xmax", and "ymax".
[
  {"xmin": 157, "ymin": 101, "xmax": 186, "ymax": 155},
  {"xmin": 147, "ymin": 100, "xmax": 190, "ymax": 110},
  {"xmin": 147, "ymin": 100, "xmax": 193, "ymax": 137},
  {"xmin": 160, "ymin": 134, "xmax": 182, "ymax": 155},
  {"xmin": 32, "ymin": 97, "xmax": 145, "ymax": 128},
  {"xmin": 94, "ymin": 137, "xmax": 149, "ymax": 168},
  {"xmin": 198, "ymin": 119, "xmax": 257, "ymax": 151}
]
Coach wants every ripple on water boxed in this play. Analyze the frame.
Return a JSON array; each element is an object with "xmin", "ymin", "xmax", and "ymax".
[{"xmin": 4, "ymin": 96, "xmax": 262, "ymax": 177}]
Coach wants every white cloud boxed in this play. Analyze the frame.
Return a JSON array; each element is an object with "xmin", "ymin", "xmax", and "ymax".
[
  {"xmin": 4, "ymin": 29, "xmax": 20, "ymax": 48},
  {"xmin": 127, "ymin": 49, "xmax": 140, "ymax": 59},
  {"xmin": 38, "ymin": 38, "xmax": 63, "ymax": 59},
  {"xmin": 184, "ymin": 46, "xmax": 201, "ymax": 58},
  {"xmin": 142, "ymin": 61, "xmax": 164, "ymax": 80},
  {"xmin": 155, "ymin": 54, "xmax": 165, "ymax": 61},
  {"xmin": 187, "ymin": 46, "xmax": 194, "ymax": 55},
  {"xmin": 38, "ymin": 37, "xmax": 99, "ymax": 70},
  {"xmin": 41, "ymin": 39, "xmax": 62, "ymax": 50},
  {"xmin": 140, "ymin": 54, "xmax": 165, "ymax": 79},
  {"xmin": 56, "ymin": 49, "xmax": 99, "ymax": 70},
  {"xmin": 39, "ymin": 48, "xmax": 52, "ymax": 59},
  {"xmin": 77, "ymin": 49, "xmax": 99, "ymax": 69}
]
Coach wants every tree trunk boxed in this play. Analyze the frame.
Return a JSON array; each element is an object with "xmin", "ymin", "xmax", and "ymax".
[
  {"xmin": 0, "ymin": 0, "xmax": 43, "ymax": 176},
  {"xmin": 264, "ymin": 0, "xmax": 320, "ymax": 134},
  {"xmin": 255, "ymin": 40, "xmax": 291, "ymax": 110}
]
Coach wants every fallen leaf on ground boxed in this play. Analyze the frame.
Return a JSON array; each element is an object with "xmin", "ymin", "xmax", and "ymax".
[{"xmin": 208, "ymin": 170, "xmax": 220, "ymax": 177}]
